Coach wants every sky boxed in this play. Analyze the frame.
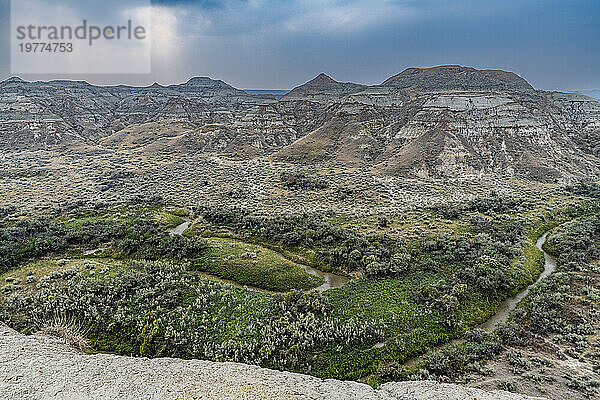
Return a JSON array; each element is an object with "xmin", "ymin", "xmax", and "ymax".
[{"xmin": 0, "ymin": 0, "xmax": 599, "ymax": 91}]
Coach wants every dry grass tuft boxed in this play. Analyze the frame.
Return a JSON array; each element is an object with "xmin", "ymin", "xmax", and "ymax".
[{"xmin": 38, "ymin": 313, "xmax": 91, "ymax": 352}]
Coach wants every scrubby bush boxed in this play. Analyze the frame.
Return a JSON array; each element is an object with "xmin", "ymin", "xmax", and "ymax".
[
  {"xmin": 565, "ymin": 181, "xmax": 600, "ymax": 199},
  {"xmin": 420, "ymin": 330, "xmax": 503, "ymax": 379},
  {"xmin": 457, "ymin": 255, "xmax": 514, "ymax": 296},
  {"xmin": 365, "ymin": 252, "xmax": 411, "ymax": 277},
  {"xmin": 280, "ymin": 171, "xmax": 328, "ymax": 191},
  {"xmin": 432, "ymin": 192, "xmax": 531, "ymax": 219},
  {"xmin": 0, "ymin": 261, "xmax": 383, "ymax": 374},
  {"xmin": 0, "ymin": 216, "xmax": 208, "ymax": 274}
]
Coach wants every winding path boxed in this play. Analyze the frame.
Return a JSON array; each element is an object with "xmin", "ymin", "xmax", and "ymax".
[
  {"xmin": 168, "ymin": 220, "xmax": 350, "ymax": 292},
  {"xmin": 402, "ymin": 229, "xmax": 558, "ymax": 366},
  {"xmin": 171, "ymin": 220, "xmax": 558, "ymax": 326},
  {"xmin": 479, "ymin": 231, "xmax": 557, "ymax": 330}
]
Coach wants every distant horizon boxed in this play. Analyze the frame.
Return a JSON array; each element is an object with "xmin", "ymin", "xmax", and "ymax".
[{"xmin": 2, "ymin": 67, "xmax": 599, "ymax": 95}]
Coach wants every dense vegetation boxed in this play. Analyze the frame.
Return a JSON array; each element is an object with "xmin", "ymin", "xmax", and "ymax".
[
  {"xmin": 199, "ymin": 204, "xmax": 537, "ymax": 296},
  {"xmin": 198, "ymin": 206, "xmax": 394, "ymax": 274},
  {"xmin": 0, "ymin": 261, "xmax": 382, "ymax": 373},
  {"xmin": 0, "ymin": 217, "xmax": 207, "ymax": 275},
  {"xmin": 2, "ymin": 191, "xmax": 597, "ymax": 385},
  {"xmin": 381, "ymin": 208, "xmax": 600, "ymax": 397}
]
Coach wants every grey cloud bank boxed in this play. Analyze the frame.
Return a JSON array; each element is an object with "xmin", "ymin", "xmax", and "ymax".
[{"xmin": 0, "ymin": 0, "xmax": 598, "ymax": 92}]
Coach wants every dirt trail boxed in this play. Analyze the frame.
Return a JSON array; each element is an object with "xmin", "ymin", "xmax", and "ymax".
[
  {"xmin": 402, "ymin": 230, "xmax": 557, "ymax": 367},
  {"xmin": 169, "ymin": 219, "xmax": 350, "ymax": 292}
]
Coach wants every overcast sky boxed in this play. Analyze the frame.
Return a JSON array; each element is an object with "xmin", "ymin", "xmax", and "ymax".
[{"xmin": 0, "ymin": 0, "xmax": 598, "ymax": 90}]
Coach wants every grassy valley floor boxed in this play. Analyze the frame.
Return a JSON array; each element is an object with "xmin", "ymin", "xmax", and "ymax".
[{"xmin": 1, "ymin": 182, "xmax": 599, "ymax": 399}]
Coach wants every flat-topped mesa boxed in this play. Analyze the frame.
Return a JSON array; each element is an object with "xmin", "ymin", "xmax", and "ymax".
[
  {"xmin": 183, "ymin": 76, "xmax": 230, "ymax": 87},
  {"xmin": 380, "ymin": 65, "xmax": 534, "ymax": 92},
  {"xmin": 283, "ymin": 73, "xmax": 366, "ymax": 100},
  {"xmin": 170, "ymin": 76, "xmax": 247, "ymax": 95}
]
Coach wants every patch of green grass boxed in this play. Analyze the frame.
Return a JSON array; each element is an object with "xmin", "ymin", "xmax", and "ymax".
[
  {"xmin": 509, "ymin": 240, "xmax": 544, "ymax": 293},
  {"xmin": 192, "ymin": 237, "xmax": 322, "ymax": 291},
  {"xmin": 1, "ymin": 259, "xmax": 66, "ymax": 283},
  {"xmin": 245, "ymin": 238, "xmax": 326, "ymax": 271},
  {"xmin": 326, "ymin": 275, "xmax": 441, "ymax": 322},
  {"xmin": 155, "ymin": 212, "xmax": 185, "ymax": 229},
  {"xmin": 199, "ymin": 227, "xmax": 332, "ymax": 272},
  {"xmin": 56, "ymin": 206, "xmax": 187, "ymax": 230},
  {"xmin": 309, "ymin": 274, "xmax": 457, "ymax": 379},
  {"xmin": 168, "ymin": 208, "xmax": 189, "ymax": 217}
]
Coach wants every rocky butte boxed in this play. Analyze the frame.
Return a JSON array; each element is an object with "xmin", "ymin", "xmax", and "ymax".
[{"xmin": 1, "ymin": 65, "xmax": 598, "ymax": 182}]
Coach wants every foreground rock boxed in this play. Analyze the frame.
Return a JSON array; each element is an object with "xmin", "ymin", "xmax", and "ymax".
[{"xmin": 0, "ymin": 325, "xmax": 544, "ymax": 400}]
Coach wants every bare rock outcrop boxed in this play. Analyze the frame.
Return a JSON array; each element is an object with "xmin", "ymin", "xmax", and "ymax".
[
  {"xmin": 1, "ymin": 66, "xmax": 599, "ymax": 182},
  {"xmin": 0, "ymin": 325, "xmax": 545, "ymax": 400}
]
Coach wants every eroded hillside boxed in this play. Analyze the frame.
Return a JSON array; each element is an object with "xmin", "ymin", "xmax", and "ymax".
[{"xmin": 1, "ymin": 66, "xmax": 599, "ymax": 182}]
